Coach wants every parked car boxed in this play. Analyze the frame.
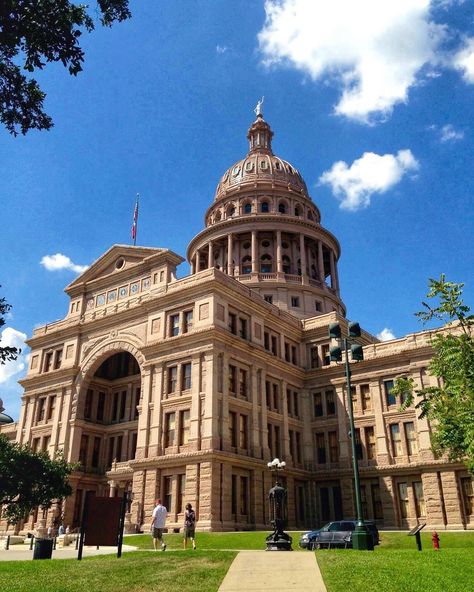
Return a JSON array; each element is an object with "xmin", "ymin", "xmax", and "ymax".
[{"xmin": 299, "ymin": 520, "xmax": 380, "ymax": 549}]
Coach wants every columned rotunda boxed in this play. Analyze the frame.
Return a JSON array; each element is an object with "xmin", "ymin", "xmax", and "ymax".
[{"xmin": 1, "ymin": 112, "xmax": 472, "ymax": 534}]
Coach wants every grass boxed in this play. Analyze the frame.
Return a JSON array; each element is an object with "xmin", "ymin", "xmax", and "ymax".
[
  {"xmin": 0, "ymin": 550, "xmax": 235, "ymax": 592},
  {"xmin": 1, "ymin": 531, "xmax": 473, "ymax": 592},
  {"xmin": 316, "ymin": 531, "xmax": 474, "ymax": 592}
]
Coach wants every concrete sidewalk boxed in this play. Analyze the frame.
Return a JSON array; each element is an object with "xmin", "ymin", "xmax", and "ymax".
[
  {"xmin": 218, "ymin": 551, "xmax": 327, "ymax": 592},
  {"xmin": 0, "ymin": 543, "xmax": 136, "ymax": 561}
]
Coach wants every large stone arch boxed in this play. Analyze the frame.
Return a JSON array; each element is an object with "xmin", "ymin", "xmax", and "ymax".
[{"xmin": 70, "ymin": 335, "xmax": 146, "ymax": 421}]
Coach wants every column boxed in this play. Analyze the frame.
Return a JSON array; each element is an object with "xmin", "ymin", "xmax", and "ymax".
[
  {"xmin": 208, "ymin": 240, "xmax": 213, "ymax": 269},
  {"xmin": 329, "ymin": 250, "xmax": 336, "ymax": 290},
  {"xmin": 371, "ymin": 380, "xmax": 389, "ymax": 464},
  {"xmin": 195, "ymin": 249, "xmax": 201, "ymax": 272},
  {"xmin": 299, "ymin": 234, "xmax": 307, "ymax": 281},
  {"xmin": 227, "ymin": 234, "xmax": 233, "ymax": 276},
  {"xmin": 251, "ymin": 230, "xmax": 258, "ymax": 273},
  {"xmin": 276, "ymin": 230, "xmax": 282, "ymax": 274},
  {"xmin": 318, "ymin": 240, "xmax": 325, "ymax": 284}
]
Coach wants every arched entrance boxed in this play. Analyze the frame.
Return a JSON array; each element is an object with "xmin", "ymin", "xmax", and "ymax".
[{"xmin": 69, "ymin": 350, "xmax": 142, "ymax": 527}]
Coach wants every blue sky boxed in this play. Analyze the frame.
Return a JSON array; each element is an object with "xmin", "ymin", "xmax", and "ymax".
[{"xmin": 1, "ymin": 0, "xmax": 473, "ymax": 419}]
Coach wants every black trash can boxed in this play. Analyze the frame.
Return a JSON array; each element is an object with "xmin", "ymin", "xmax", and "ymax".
[{"xmin": 33, "ymin": 538, "xmax": 54, "ymax": 560}]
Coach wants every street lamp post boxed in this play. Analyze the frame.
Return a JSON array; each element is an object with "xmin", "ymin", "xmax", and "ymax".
[
  {"xmin": 265, "ymin": 458, "xmax": 292, "ymax": 551},
  {"xmin": 329, "ymin": 322, "xmax": 374, "ymax": 551}
]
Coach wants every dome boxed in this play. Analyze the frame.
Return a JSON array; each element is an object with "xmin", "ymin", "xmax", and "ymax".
[{"xmin": 214, "ymin": 114, "xmax": 309, "ymax": 201}]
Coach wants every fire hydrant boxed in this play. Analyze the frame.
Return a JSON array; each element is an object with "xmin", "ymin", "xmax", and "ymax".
[{"xmin": 432, "ymin": 531, "xmax": 440, "ymax": 550}]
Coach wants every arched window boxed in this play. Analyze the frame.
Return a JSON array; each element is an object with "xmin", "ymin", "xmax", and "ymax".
[
  {"xmin": 214, "ymin": 211, "xmax": 221, "ymax": 222},
  {"xmin": 241, "ymin": 255, "xmax": 252, "ymax": 274},
  {"xmin": 307, "ymin": 211, "xmax": 313, "ymax": 221},
  {"xmin": 278, "ymin": 201, "xmax": 287, "ymax": 214},
  {"xmin": 295, "ymin": 206, "xmax": 301, "ymax": 217},
  {"xmin": 260, "ymin": 254, "xmax": 272, "ymax": 273},
  {"xmin": 226, "ymin": 205, "xmax": 235, "ymax": 218},
  {"xmin": 260, "ymin": 201, "xmax": 269, "ymax": 213},
  {"xmin": 282, "ymin": 255, "xmax": 291, "ymax": 274},
  {"xmin": 243, "ymin": 202, "xmax": 252, "ymax": 214}
]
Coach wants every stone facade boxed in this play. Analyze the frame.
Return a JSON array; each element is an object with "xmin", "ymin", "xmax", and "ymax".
[{"xmin": 1, "ymin": 114, "xmax": 473, "ymax": 534}]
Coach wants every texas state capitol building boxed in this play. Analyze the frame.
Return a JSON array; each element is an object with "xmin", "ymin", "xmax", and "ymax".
[{"xmin": 2, "ymin": 110, "xmax": 473, "ymax": 534}]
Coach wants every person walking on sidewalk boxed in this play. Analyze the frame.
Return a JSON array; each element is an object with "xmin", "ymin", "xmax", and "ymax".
[
  {"xmin": 151, "ymin": 498, "xmax": 168, "ymax": 551},
  {"xmin": 183, "ymin": 503, "xmax": 196, "ymax": 550}
]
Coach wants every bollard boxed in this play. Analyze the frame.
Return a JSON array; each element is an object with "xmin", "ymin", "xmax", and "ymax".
[
  {"xmin": 5, "ymin": 535, "xmax": 10, "ymax": 550},
  {"xmin": 53, "ymin": 537, "xmax": 57, "ymax": 550},
  {"xmin": 30, "ymin": 535, "xmax": 35, "ymax": 551}
]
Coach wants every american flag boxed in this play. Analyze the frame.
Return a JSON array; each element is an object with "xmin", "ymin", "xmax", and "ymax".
[{"xmin": 131, "ymin": 194, "xmax": 139, "ymax": 244}]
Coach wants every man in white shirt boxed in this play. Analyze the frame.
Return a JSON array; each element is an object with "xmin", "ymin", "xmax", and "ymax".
[{"xmin": 151, "ymin": 498, "xmax": 168, "ymax": 551}]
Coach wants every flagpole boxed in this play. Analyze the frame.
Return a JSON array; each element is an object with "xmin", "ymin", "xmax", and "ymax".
[{"xmin": 132, "ymin": 193, "xmax": 140, "ymax": 246}]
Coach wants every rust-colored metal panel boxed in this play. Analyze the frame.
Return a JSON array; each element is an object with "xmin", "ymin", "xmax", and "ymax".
[{"xmin": 84, "ymin": 496, "xmax": 122, "ymax": 547}]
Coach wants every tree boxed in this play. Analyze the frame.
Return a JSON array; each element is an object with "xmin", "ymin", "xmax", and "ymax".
[
  {"xmin": 0, "ymin": 434, "xmax": 74, "ymax": 524},
  {"xmin": 392, "ymin": 275, "xmax": 474, "ymax": 472},
  {"xmin": 0, "ymin": 288, "xmax": 19, "ymax": 364},
  {"xmin": 0, "ymin": 0, "xmax": 131, "ymax": 136}
]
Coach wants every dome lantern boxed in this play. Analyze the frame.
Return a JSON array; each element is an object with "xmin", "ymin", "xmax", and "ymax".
[{"xmin": 247, "ymin": 113, "xmax": 274, "ymax": 155}]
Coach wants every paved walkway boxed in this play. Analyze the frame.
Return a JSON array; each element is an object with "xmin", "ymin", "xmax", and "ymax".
[
  {"xmin": 0, "ymin": 543, "xmax": 136, "ymax": 561},
  {"xmin": 218, "ymin": 550, "xmax": 327, "ymax": 592}
]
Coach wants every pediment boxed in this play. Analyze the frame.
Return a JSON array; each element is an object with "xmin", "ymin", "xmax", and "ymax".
[{"xmin": 65, "ymin": 244, "xmax": 183, "ymax": 295}]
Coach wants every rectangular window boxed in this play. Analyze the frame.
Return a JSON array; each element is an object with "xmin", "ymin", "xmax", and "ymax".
[
  {"xmin": 316, "ymin": 432, "xmax": 326, "ymax": 464},
  {"xmin": 291, "ymin": 296, "xmax": 300, "ymax": 307},
  {"xmin": 47, "ymin": 395, "xmax": 56, "ymax": 421},
  {"xmin": 130, "ymin": 432, "xmax": 138, "ymax": 458},
  {"xmin": 163, "ymin": 476, "xmax": 172, "ymax": 515},
  {"xmin": 360, "ymin": 485, "xmax": 368, "ymax": 520},
  {"xmin": 295, "ymin": 431, "xmax": 302, "ymax": 463},
  {"xmin": 97, "ymin": 392, "xmax": 105, "ymax": 422},
  {"xmin": 264, "ymin": 295, "xmax": 273, "ymax": 304},
  {"xmin": 182, "ymin": 363, "xmax": 192, "ymax": 390},
  {"xmin": 391, "ymin": 424, "xmax": 402, "ymax": 457},
  {"xmin": 228, "ymin": 312, "xmax": 237, "ymax": 335},
  {"xmin": 229, "ymin": 411, "xmax": 237, "ymax": 447},
  {"xmin": 240, "ymin": 476, "xmax": 248, "ymax": 514},
  {"xmin": 91, "ymin": 437, "xmax": 101, "ymax": 468},
  {"xmin": 169, "ymin": 314, "xmax": 180, "ymax": 337},
  {"xmin": 133, "ymin": 387, "xmax": 140, "ymax": 420},
  {"xmin": 107, "ymin": 437, "xmax": 115, "ymax": 466},
  {"xmin": 315, "ymin": 300, "xmax": 322, "ymax": 312},
  {"xmin": 79, "ymin": 435, "xmax": 88, "ymax": 467},
  {"xmin": 291, "ymin": 345, "xmax": 297, "ymax": 365},
  {"xmin": 461, "ymin": 477, "xmax": 474, "ymax": 516},
  {"xmin": 239, "ymin": 369, "xmax": 247, "ymax": 397},
  {"xmin": 239, "ymin": 414, "xmax": 248, "ymax": 449},
  {"xmin": 385, "ymin": 380, "xmax": 396, "ymax": 406},
  {"xmin": 229, "ymin": 365, "xmax": 237, "ymax": 393},
  {"xmin": 328, "ymin": 430, "xmax": 338, "ymax": 463},
  {"xmin": 284, "ymin": 343, "xmax": 290, "ymax": 362},
  {"xmin": 355, "ymin": 428, "xmax": 363, "ymax": 460},
  {"xmin": 404, "ymin": 422, "xmax": 418, "ymax": 455},
  {"xmin": 267, "ymin": 423, "xmax": 273, "ymax": 455},
  {"xmin": 179, "ymin": 410, "xmax": 190, "ymax": 445},
  {"xmin": 265, "ymin": 381, "xmax": 271, "ymax": 408},
  {"xmin": 231, "ymin": 475, "xmax": 237, "ymax": 514},
  {"xmin": 310, "ymin": 346, "xmax": 319, "ymax": 369},
  {"xmin": 177, "ymin": 474, "xmax": 186, "ymax": 514},
  {"xmin": 322, "ymin": 344, "xmax": 330, "ymax": 366},
  {"xmin": 361, "ymin": 384, "xmax": 371, "ymax": 412},
  {"xmin": 183, "ymin": 310, "xmax": 193, "ymax": 333},
  {"xmin": 413, "ymin": 481, "xmax": 426, "ymax": 517},
  {"xmin": 365, "ymin": 426, "xmax": 376, "ymax": 460},
  {"xmin": 53, "ymin": 348, "xmax": 63, "ymax": 370},
  {"xmin": 313, "ymin": 392, "xmax": 323, "ymax": 417},
  {"xmin": 326, "ymin": 390, "xmax": 336, "ymax": 415},
  {"xmin": 371, "ymin": 483, "xmax": 384, "ymax": 519},
  {"xmin": 37, "ymin": 397, "xmax": 46, "ymax": 422},
  {"xmin": 31, "ymin": 437, "xmax": 40, "ymax": 452},
  {"xmin": 164, "ymin": 412, "xmax": 176, "ymax": 448},
  {"xmin": 398, "ymin": 482, "xmax": 408, "ymax": 519},
  {"xmin": 43, "ymin": 351, "xmax": 53, "ymax": 372},
  {"xmin": 167, "ymin": 366, "xmax": 177, "ymax": 393},
  {"xmin": 112, "ymin": 391, "xmax": 119, "ymax": 421},
  {"xmin": 271, "ymin": 335, "xmax": 278, "ymax": 356},
  {"xmin": 264, "ymin": 331, "xmax": 270, "ymax": 350},
  {"xmin": 119, "ymin": 390, "xmax": 126, "ymax": 420},
  {"xmin": 42, "ymin": 435, "xmax": 51, "ymax": 453},
  {"xmin": 239, "ymin": 318, "xmax": 247, "ymax": 339},
  {"xmin": 274, "ymin": 425, "xmax": 281, "ymax": 458},
  {"xmin": 116, "ymin": 435, "xmax": 123, "ymax": 461},
  {"xmin": 272, "ymin": 383, "xmax": 279, "ymax": 411}
]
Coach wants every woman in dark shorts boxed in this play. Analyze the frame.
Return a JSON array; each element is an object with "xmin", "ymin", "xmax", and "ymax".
[{"xmin": 183, "ymin": 503, "xmax": 196, "ymax": 549}]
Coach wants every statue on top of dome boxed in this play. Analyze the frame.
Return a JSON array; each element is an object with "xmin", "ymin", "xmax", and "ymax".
[{"xmin": 254, "ymin": 96, "xmax": 264, "ymax": 117}]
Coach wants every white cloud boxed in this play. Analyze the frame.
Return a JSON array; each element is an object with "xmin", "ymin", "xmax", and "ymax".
[
  {"xmin": 216, "ymin": 45, "xmax": 229, "ymax": 54},
  {"xmin": 0, "ymin": 327, "xmax": 28, "ymax": 384},
  {"xmin": 377, "ymin": 328, "xmax": 396, "ymax": 341},
  {"xmin": 439, "ymin": 124, "xmax": 464, "ymax": 142},
  {"xmin": 40, "ymin": 253, "xmax": 88, "ymax": 274},
  {"xmin": 452, "ymin": 37, "xmax": 474, "ymax": 83},
  {"xmin": 258, "ymin": 0, "xmax": 447, "ymax": 123},
  {"xmin": 319, "ymin": 150, "xmax": 419, "ymax": 210}
]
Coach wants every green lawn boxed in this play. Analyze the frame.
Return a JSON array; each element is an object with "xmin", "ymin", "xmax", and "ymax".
[
  {"xmin": 0, "ymin": 550, "xmax": 235, "ymax": 592},
  {"xmin": 317, "ymin": 531, "xmax": 474, "ymax": 592},
  {"xmin": 1, "ymin": 531, "xmax": 473, "ymax": 592}
]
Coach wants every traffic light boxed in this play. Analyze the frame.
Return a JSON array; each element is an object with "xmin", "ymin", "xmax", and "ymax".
[
  {"xmin": 348, "ymin": 322, "xmax": 361, "ymax": 337},
  {"xmin": 351, "ymin": 343, "xmax": 364, "ymax": 361},
  {"xmin": 328, "ymin": 323, "xmax": 341, "ymax": 339},
  {"xmin": 330, "ymin": 346, "xmax": 342, "ymax": 362}
]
